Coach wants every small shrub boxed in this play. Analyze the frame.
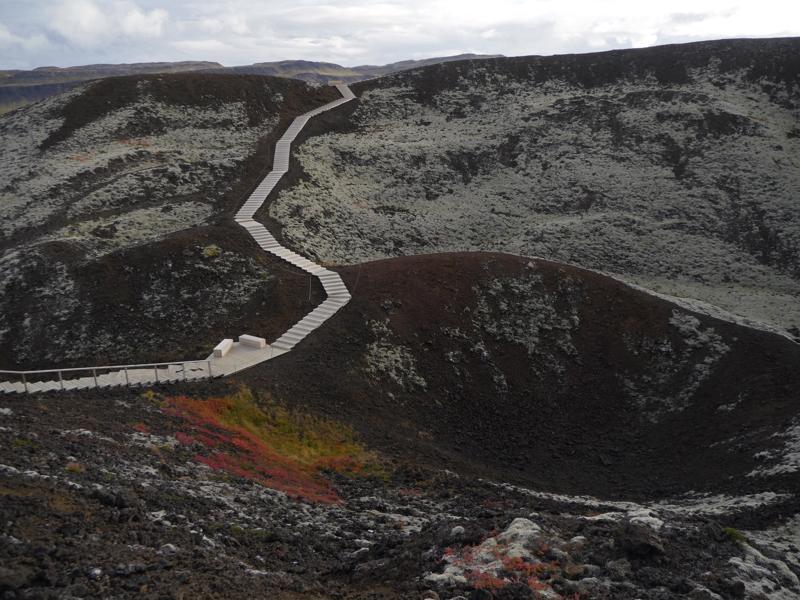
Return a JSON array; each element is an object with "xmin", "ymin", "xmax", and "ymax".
[
  {"xmin": 202, "ymin": 244, "xmax": 222, "ymax": 259},
  {"xmin": 12, "ymin": 437, "xmax": 38, "ymax": 450},
  {"xmin": 141, "ymin": 389, "xmax": 161, "ymax": 404},
  {"xmin": 65, "ymin": 462, "xmax": 85, "ymax": 473},
  {"xmin": 724, "ymin": 527, "xmax": 747, "ymax": 544},
  {"xmin": 470, "ymin": 570, "xmax": 508, "ymax": 590}
]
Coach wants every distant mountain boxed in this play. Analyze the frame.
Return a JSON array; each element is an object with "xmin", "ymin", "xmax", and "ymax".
[
  {"xmin": 0, "ymin": 61, "xmax": 222, "ymax": 114},
  {"xmin": 206, "ymin": 54, "xmax": 503, "ymax": 84},
  {"xmin": 0, "ymin": 55, "xmax": 501, "ymax": 114},
  {"xmin": 0, "ymin": 61, "xmax": 223, "ymax": 84}
]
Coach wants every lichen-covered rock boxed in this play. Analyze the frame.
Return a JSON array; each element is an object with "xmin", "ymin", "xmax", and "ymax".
[
  {"xmin": 363, "ymin": 319, "xmax": 428, "ymax": 390},
  {"xmin": 270, "ymin": 39, "xmax": 800, "ymax": 335}
]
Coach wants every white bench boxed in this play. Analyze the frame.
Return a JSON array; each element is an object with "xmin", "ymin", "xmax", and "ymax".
[
  {"xmin": 239, "ymin": 334, "xmax": 266, "ymax": 349},
  {"xmin": 213, "ymin": 338, "xmax": 233, "ymax": 358}
]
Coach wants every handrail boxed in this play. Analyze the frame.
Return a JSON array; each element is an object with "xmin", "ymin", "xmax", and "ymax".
[{"xmin": 0, "ymin": 359, "xmax": 211, "ymax": 376}]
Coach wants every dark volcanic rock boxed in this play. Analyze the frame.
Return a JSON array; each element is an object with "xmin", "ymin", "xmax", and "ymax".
[{"xmin": 615, "ymin": 521, "xmax": 665, "ymax": 556}]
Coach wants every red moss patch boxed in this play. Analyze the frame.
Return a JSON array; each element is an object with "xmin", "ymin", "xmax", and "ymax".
[
  {"xmin": 165, "ymin": 388, "xmax": 381, "ymax": 504},
  {"xmin": 131, "ymin": 422, "xmax": 149, "ymax": 433}
]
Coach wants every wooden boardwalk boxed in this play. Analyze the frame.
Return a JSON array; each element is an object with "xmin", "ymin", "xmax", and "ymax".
[{"xmin": 0, "ymin": 85, "xmax": 356, "ymax": 394}]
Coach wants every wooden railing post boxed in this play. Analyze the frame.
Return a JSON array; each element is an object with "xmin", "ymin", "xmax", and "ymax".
[
  {"xmin": 92, "ymin": 369, "xmax": 98, "ymax": 388},
  {"xmin": 21, "ymin": 373, "xmax": 28, "ymax": 394}
]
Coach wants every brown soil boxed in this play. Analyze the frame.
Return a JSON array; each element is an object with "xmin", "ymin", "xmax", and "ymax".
[{"xmin": 236, "ymin": 252, "xmax": 800, "ymax": 510}]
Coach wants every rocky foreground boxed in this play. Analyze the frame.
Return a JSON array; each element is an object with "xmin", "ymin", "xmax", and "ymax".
[{"xmin": 1, "ymin": 385, "xmax": 799, "ymax": 600}]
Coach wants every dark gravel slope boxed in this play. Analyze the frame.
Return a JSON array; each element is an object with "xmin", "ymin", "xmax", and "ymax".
[{"xmin": 241, "ymin": 252, "xmax": 800, "ymax": 505}]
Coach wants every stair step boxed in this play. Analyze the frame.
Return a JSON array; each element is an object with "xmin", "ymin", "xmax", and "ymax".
[
  {"xmin": 326, "ymin": 297, "xmax": 350, "ymax": 305},
  {"xmin": 275, "ymin": 334, "xmax": 299, "ymax": 343},
  {"xmin": 281, "ymin": 330, "xmax": 306, "ymax": 339},
  {"xmin": 314, "ymin": 300, "xmax": 340, "ymax": 310},
  {"xmin": 300, "ymin": 316, "xmax": 327, "ymax": 326},
  {"xmin": 289, "ymin": 324, "xmax": 315, "ymax": 334},
  {"xmin": 289, "ymin": 260, "xmax": 315, "ymax": 269}
]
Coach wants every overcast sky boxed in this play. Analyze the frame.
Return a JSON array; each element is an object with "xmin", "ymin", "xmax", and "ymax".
[{"xmin": 1, "ymin": 0, "xmax": 798, "ymax": 70}]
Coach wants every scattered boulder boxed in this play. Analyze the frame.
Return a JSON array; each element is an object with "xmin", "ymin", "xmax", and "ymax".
[
  {"xmin": 158, "ymin": 543, "xmax": 179, "ymax": 555},
  {"xmin": 0, "ymin": 565, "xmax": 35, "ymax": 591},
  {"xmin": 350, "ymin": 547, "xmax": 370, "ymax": 560},
  {"xmin": 615, "ymin": 520, "xmax": 665, "ymax": 556},
  {"xmin": 450, "ymin": 525, "xmax": 465, "ymax": 539},
  {"xmin": 606, "ymin": 557, "xmax": 633, "ymax": 580},
  {"xmin": 92, "ymin": 487, "xmax": 140, "ymax": 509}
]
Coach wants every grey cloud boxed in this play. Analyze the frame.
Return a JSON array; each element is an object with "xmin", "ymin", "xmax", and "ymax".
[
  {"xmin": 0, "ymin": 0, "xmax": 798, "ymax": 70},
  {"xmin": 668, "ymin": 12, "xmax": 715, "ymax": 25}
]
